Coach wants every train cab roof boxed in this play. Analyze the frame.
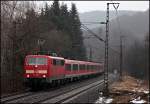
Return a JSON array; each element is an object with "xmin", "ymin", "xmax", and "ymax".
[{"xmin": 26, "ymin": 55, "xmax": 64, "ymax": 60}]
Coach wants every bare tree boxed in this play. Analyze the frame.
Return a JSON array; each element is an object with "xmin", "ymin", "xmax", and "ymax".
[{"xmin": 1, "ymin": 1, "xmax": 37, "ymax": 94}]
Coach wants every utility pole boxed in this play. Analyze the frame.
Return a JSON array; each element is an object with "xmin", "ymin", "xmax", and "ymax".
[
  {"xmin": 103, "ymin": 3, "xmax": 109, "ymax": 96},
  {"xmin": 103, "ymin": 2, "xmax": 120, "ymax": 96},
  {"xmin": 120, "ymin": 36, "xmax": 124, "ymax": 80},
  {"xmin": 89, "ymin": 46, "xmax": 92, "ymax": 61}
]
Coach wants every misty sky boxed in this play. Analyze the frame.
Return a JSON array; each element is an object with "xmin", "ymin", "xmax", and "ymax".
[{"xmin": 37, "ymin": 1, "xmax": 149, "ymax": 13}]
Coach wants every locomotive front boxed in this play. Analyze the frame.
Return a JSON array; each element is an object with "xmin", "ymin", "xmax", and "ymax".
[
  {"xmin": 24, "ymin": 55, "xmax": 50, "ymax": 89},
  {"xmin": 24, "ymin": 55, "xmax": 49, "ymax": 78}
]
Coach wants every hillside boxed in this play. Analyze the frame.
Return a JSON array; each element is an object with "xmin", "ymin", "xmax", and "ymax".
[
  {"xmin": 83, "ymin": 10, "xmax": 149, "ymax": 75},
  {"xmin": 80, "ymin": 10, "xmax": 149, "ymax": 62},
  {"xmin": 79, "ymin": 10, "xmax": 137, "ymax": 29}
]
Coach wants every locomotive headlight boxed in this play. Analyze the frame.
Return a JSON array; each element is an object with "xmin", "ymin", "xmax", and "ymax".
[
  {"xmin": 38, "ymin": 70, "xmax": 47, "ymax": 74},
  {"xmin": 26, "ymin": 70, "xmax": 34, "ymax": 73},
  {"xmin": 43, "ymin": 75, "xmax": 46, "ymax": 78},
  {"xmin": 27, "ymin": 74, "xmax": 30, "ymax": 78}
]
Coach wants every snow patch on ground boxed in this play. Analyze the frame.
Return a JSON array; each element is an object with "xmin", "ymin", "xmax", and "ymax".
[
  {"xmin": 132, "ymin": 88, "xmax": 149, "ymax": 94},
  {"xmin": 130, "ymin": 97, "xmax": 146, "ymax": 104},
  {"xmin": 143, "ymin": 90, "xmax": 149, "ymax": 94},
  {"xmin": 95, "ymin": 96, "xmax": 113, "ymax": 104},
  {"xmin": 130, "ymin": 99, "xmax": 146, "ymax": 103}
]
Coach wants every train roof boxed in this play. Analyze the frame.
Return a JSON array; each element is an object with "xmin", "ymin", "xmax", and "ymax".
[
  {"xmin": 48, "ymin": 56, "xmax": 64, "ymax": 60},
  {"xmin": 26, "ymin": 55, "xmax": 103, "ymax": 64},
  {"xmin": 65, "ymin": 59, "xmax": 102, "ymax": 65}
]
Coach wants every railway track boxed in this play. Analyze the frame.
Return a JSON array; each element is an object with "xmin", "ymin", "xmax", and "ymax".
[
  {"xmin": 1, "ymin": 74, "xmax": 116, "ymax": 103},
  {"xmin": 0, "ymin": 91, "xmax": 35, "ymax": 103},
  {"xmin": 1, "ymin": 88, "xmax": 30, "ymax": 98},
  {"xmin": 42, "ymin": 74, "xmax": 116, "ymax": 103},
  {"xmin": 41, "ymin": 80, "xmax": 104, "ymax": 103}
]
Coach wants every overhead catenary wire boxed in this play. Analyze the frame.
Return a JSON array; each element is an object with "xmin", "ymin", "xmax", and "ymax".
[
  {"xmin": 81, "ymin": 24, "xmax": 120, "ymax": 54},
  {"xmin": 81, "ymin": 24, "xmax": 105, "ymax": 42}
]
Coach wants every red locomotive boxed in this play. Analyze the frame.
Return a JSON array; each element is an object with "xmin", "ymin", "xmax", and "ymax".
[{"xmin": 24, "ymin": 53, "xmax": 104, "ymax": 89}]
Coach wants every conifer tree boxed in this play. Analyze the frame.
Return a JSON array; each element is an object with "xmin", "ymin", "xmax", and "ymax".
[
  {"xmin": 44, "ymin": 3, "xmax": 49, "ymax": 18},
  {"xmin": 51, "ymin": 0, "xmax": 60, "ymax": 16},
  {"xmin": 69, "ymin": 3, "xmax": 86, "ymax": 60},
  {"xmin": 59, "ymin": 3, "xmax": 70, "ymax": 31}
]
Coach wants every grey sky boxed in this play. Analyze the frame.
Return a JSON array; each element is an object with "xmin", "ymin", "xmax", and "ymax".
[{"xmin": 37, "ymin": 1, "xmax": 149, "ymax": 13}]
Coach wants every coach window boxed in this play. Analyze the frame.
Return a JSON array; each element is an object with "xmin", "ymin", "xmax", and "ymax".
[
  {"xmin": 88, "ymin": 65, "xmax": 91, "ymax": 70},
  {"xmin": 98, "ymin": 66, "xmax": 101, "ymax": 70},
  {"xmin": 80, "ymin": 65, "xmax": 83, "ymax": 70},
  {"xmin": 79, "ymin": 64, "xmax": 81, "ymax": 70},
  {"xmin": 65, "ymin": 64, "xmax": 71, "ymax": 70},
  {"xmin": 73, "ymin": 64, "xmax": 78, "ymax": 70},
  {"xmin": 88, "ymin": 65, "xmax": 90, "ymax": 70},
  {"xmin": 94, "ymin": 65, "xmax": 96, "ymax": 70},
  {"xmin": 91, "ymin": 65, "xmax": 93, "ymax": 70},
  {"xmin": 81, "ymin": 65, "xmax": 85, "ymax": 70},
  {"xmin": 92, "ymin": 65, "xmax": 94, "ymax": 70},
  {"xmin": 90, "ymin": 65, "xmax": 92, "ymax": 70},
  {"xmin": 97, "ymin": 65, "xmax": 99, "ymax": 70},
  {"xmin": 83, "ymin": 65, "xmax": 85, "ymax": 70},
  {"xmin": 87, "ymin": 65, "xmax": 89, "ymax": 70},
  {"xmin": 85, "ymin": 65, "xmax": 87, "ymax": 70}
]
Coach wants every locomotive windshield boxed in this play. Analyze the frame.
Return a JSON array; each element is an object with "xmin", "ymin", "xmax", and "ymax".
[{"xmin": 27, "ymin": 57, "xmax": 47, "ymax": 65}]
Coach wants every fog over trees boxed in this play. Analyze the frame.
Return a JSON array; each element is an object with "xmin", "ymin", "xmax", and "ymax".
[{"xmin": 81, "ymin": 9, "xmax": 149, "ymax": 79}]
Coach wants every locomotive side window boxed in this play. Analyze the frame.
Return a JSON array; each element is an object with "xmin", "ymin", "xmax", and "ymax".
[
  {"xmin": 53, "ymin": 59, "xmax": 64, "ymax": 66},
  {"xmin": 61, "ymin": 60, "xmax": 64, "ymax": 65},
  {"xmin": 53, "ymin": 59, "xmax": 57, "ymax": 65}
]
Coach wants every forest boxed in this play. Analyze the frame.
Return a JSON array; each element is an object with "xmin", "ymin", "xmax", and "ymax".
[{"xmin": 1, "ymin": 1, "xmax": 86, "ymax": 93}]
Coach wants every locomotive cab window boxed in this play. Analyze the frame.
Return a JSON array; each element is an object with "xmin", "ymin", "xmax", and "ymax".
[
  {"xmin": 61, "ymin": 60, "xmax": 65, "ymax": 65},
  {"xmin": 27, "ymin": 57, "xmax": 47, "ymax": 65}
]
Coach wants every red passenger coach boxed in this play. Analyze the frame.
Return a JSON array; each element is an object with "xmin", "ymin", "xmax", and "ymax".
[{"xmin": 65, "ymin": 59, "xmax": 104, "ymax": 79}]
